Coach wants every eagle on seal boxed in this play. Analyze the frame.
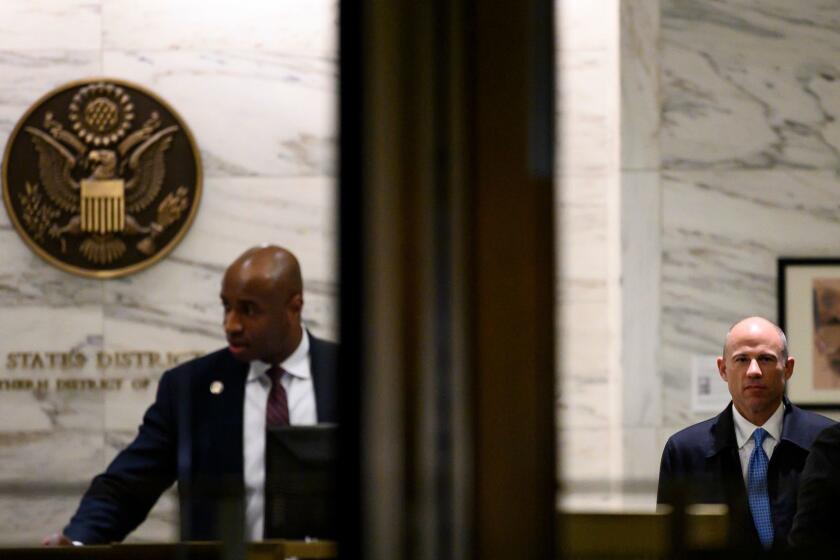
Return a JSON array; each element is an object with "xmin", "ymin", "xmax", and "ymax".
[{"xmin": 24, "ymin": 112, "xmax": 180, "ymax": 264}]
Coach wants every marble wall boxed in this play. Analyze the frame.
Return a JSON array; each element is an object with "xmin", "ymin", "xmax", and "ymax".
[
  {"xmin": 618, "ymin": 0, "xmax": 661, "ymax": 507},
  {"xmin": 659, "ymin": 0, "xmax": 840, "ymax": 447},
  {"xmin": 607, "ymin": 0, "xmax": 840, "ymax": 510},
  {"xmin": 0, "ymin": 0, "xmax": 337, "ymax": 544}
]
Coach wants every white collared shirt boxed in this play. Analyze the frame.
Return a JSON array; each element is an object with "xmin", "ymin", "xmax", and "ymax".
[
  {"xmin": 732, "ymin": 401, "xmax": 785, "ymax": 483},
  {"xmin": 242, "ymin": 329, "xmax": 317, "ymax": 541}
]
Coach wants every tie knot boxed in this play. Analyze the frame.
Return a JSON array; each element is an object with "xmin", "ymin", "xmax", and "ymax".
[
  {"xmin": 753, "ymin": 427, "xmax": 767, "ymax": 446},
  {"xmin": 267, "ymin": 366, "xmax": 285, "ymax": 386}
]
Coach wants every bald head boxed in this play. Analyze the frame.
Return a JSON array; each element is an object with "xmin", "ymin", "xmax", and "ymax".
[
  {"xmin": 221, "ymin": 245, "xmax": 304, "ymax": 364},
  {"xmin": 228, "ymin": 245, "xmax": 303, "ymax": 298},
  {"xmin": 723, "ymin": 316, "xmax": 788, "ymax": 360}
]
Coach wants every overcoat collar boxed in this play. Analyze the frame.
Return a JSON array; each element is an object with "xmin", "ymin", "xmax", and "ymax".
[{"xmin": 706, "ymin": 397, "xmax": 804, "ymax": 458}]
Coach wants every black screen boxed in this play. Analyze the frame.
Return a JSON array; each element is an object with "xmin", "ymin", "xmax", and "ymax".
[{"xmin": 264, "ymin": 424, "xmax": 338, "ymax": 540}]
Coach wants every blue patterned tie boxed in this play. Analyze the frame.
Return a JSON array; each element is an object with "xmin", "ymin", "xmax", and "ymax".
[{"xmin": 747, "ymin": 428, "xmax": 774, "ymax": 548}]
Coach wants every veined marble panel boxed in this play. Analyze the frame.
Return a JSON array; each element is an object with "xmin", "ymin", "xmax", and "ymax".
[
  {"xmin": 621, "ymin": 171, "xmax": 660, "ymax": 428},
  {"xmin": 556, "ymin": 172, "xmax": 608, "ymax": 207},
  {"xmin": 557, "ymin": 48, "xmax": 619, "ymax": 175},
  {"xmin": 0, "ymin": 230, "xmax": 106, "ymax": 306},
  {"xmin": 302, "ymin": 290, "xmax": 338, "ymax": 343},
  {"xmin": 0, "ymin": 1, "xmax": 101, "ymax": 51},
  {"xmin": 0, "ymin": 431, "xmax": 103, "ymax": 483},
  {"xmin": 0, "ymin": 494, "xmax": 88, "ymax": 545},
  {"xmin": 559, "ymin": 427, "xmax": 615, "ymax": 484},
  {"xmin": 557, "ymin": 202, "xmax": 609, "ymax": 283},
  {"xmin": 662, "ymin": 0, "xmax": 840, "ymax": 170},
  {"xmin": 558, "ymin": 373, "xmax": 611, "ymax": 430},
  {"xmin": 102, "ymin": 51, "xmax": 336, "ymax": 179},
  {"xmin": 103, "ymin": 256, "xmax": 226, "ymax": 312},
  {"xmin": 660, "ymin": 169, "xmax": 840, "ymax": 426},
  {"xmin": 621, "ymin": 428, "xmax": 660, "ymax": 499},
  {"xmin": 102, "ymin": 301, "xmax": 222, "ymax": 348},
  {"xmin": 620, "ymin": 0, "xmax": 660, "ymax": 171},
  {"xmin": 104, "ymin": 277, "xmax": 334, "ymax": 348},
  {"xmin": 175, "ymin": 176, "xmax": 336, "ymax": 284},
  {"xmin": 103, "ymin": 0, "xmax": 336, "ymax": 59},
  {"xmin": 559, "ymin": 426, "xmax": 625, "ymax": 512},
  {"xmin": 0, "ymin": 51, "xmax": 101, "ymax": 148},
  {"xmin": 556, "ymin": 278, "xmax": 606, "ymax": 308},
  {"xmin": 0, "ymin": 487, "xmax": 175, "ymax": 544},
  {"xmin": 0, "ymin": 388, "xmax": 105, "ymax": 433},
  {"xmin": 557, "ymin": 297, "xmax": 613, "ymax": 429}
]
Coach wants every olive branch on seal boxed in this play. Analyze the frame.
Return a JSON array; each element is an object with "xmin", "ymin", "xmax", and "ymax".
[
  {"xmin": 18, "ymin": 182, "xmax": 60, "ymax": 242},
  {"xmin": 136, "ymin": 186, "xmax": 190, "ymax": 256}
]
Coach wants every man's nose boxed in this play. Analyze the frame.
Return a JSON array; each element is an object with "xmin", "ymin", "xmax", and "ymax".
[
  {"xmin": 224, "ymin": 311, "xmax": 242, "ymax": 334},
  {"xmin": 746, "ymin": 358, "xmax": 762, "ymax": 377}
]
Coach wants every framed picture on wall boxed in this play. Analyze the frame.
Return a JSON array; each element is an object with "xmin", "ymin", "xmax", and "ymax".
[{"xmin": 779, "ymin": 258, "xmax": 840, "ymax": 409}]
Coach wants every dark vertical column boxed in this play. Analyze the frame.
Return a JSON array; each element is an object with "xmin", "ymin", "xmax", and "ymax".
[
  {"xmin": 470, "ymin": 0, "xmax": 557, "ymax": 557},
  {"xmin": 337, "ymin": 0, "xmax": 364, "ymax": 557},
  {"xmin": 339, "ymin": 0, "xmax": 556, "ymax": 558}
]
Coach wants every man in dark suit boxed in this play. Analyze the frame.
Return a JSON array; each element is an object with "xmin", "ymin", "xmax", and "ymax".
[
  {"xmin": 657, "ymin": 316, "xmax": 833, "ymax": 550},
  {"xmin": 44, "ymin": 245, "xmax": 338, "ymax": 544},
  {"xmin": 788, "ymin": 423, "xmax": 840, "ymax": 549}
]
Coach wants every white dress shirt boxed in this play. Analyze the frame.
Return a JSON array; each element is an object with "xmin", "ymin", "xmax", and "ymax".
[
  {"xmin": 242, "ymin": 329, "xmax": 317, "ymax": 541},
  {"xmin": 732, "ymin": 401, "xmax": 785, "ymax": 483}
]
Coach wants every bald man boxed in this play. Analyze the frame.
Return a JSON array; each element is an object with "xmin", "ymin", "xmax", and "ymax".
[
  {"xmin": 45, "ymin": 246, "xmax": 338, "ymax": 545},
  {"xmin": 657, "ymin": 317, "xmax": 833, "ymax": 550}
]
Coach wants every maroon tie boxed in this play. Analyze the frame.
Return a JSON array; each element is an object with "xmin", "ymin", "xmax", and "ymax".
[{"xmin": 266, "ymin": 366, "xmax": 289, "ymax": 427}]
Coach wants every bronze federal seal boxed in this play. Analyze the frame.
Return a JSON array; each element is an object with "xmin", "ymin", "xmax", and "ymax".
[{"xmin": 2, "ymin": 78, "xmax": 202, "ymax": 278}]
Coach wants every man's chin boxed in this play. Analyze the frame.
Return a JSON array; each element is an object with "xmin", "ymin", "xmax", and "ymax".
[{"xmin": 743, "ymin": 396, "xmax": 782, "ymax": 415}]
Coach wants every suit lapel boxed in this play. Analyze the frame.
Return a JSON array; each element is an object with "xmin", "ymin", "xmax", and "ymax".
[
  {"xmin": 197, "ymin": 352, "xmax": 248, "ymax": 477},
  {"xmin": 309, "ymin": 333, "xmax": 338, "ymax": 423}
]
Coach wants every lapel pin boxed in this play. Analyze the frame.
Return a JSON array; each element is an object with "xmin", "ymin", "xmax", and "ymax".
[{"xmin": 210, "ymin": 381, "xmax": 224, "ymax": 395}]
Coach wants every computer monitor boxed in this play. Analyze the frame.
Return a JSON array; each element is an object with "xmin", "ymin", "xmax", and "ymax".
[{"xmin": 264, "ymin": 424, "xmax": 338, "ymax": 540}]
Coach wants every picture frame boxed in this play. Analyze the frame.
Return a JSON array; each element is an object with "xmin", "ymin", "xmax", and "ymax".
[{"xmin": 778, "ymin": 258, "xmax": 840, "ymax": 409}]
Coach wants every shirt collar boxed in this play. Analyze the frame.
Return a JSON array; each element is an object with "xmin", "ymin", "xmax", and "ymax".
[
  {"xmin": 732, "ymin": 400, "xmax": 785, "ymax": 449},
  {"xmin": 246, "ymin": 328, "xmax": 310, "ymax": 383}
]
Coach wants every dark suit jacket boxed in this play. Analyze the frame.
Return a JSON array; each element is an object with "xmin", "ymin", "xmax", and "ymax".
[
  {"xmin": 788, "ymin": 423, "xmax": 840, "ymax": 549},
  {"xmin": 657, "ymin": 400, "xmax": 833, "ymax": 549},
  {"xmin": 63, "ymin": 334, "xmax": 338, "ymax": 544}
]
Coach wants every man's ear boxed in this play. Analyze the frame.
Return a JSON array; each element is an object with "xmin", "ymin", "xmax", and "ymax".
[
  {"xmin": 717, "ymin": 356, "xmax": 727, "ymax": 381},
  {"xmin": 784, "ymin": 356, "xmax": 795, "ymax": 381},
  {"xmin": 288, "ymin": 292, "xmax": 303, "ymax": 315}
]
